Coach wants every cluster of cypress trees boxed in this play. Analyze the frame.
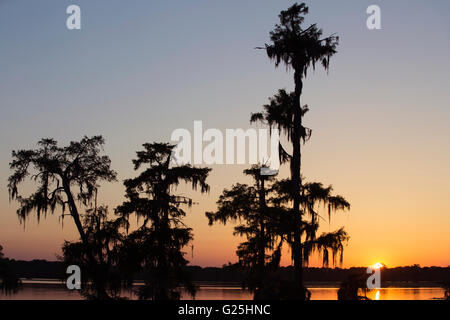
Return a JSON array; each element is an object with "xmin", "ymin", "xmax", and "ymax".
[{"xmin": 7, "ymin": 3, "xmax": 350, "ymax": 300}]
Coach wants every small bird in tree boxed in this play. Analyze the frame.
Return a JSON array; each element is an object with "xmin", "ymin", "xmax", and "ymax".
[{"xmin": 116, "ymin": 142, "xmax": 211, "ymax": 300}]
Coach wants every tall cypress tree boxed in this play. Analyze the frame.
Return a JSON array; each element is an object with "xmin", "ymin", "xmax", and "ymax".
[{"xmin": 116, "ymin": 143, "xmax": 211, "ymax": 300}]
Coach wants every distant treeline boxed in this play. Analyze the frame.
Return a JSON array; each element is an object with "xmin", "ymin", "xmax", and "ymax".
[{"xmin": 10, "ymin": 260, "xmax": 450, "ymax": 284}]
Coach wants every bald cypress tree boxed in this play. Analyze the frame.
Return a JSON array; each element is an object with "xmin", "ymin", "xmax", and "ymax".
[
  {"xmin": 8, "ymin": 136, "xmax": 117, "ymax": 244},
  {"xmin": 252, "ymin": 3, "xmax": 345, "ymax": 299},
  {"xmin": 8, "ymin": 136, "xmax": 118, "ymax": 299},
  {"xmin": 206, "ymin": 165, "xmax": 279, "ymax": 299},
  {"xmin": 116, "ymin": 143, "xmax": 211, "ymax": 300}
]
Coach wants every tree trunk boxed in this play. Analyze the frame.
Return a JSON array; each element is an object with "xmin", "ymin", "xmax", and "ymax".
[
  {"xmin": 63, "ymin": 179, "xmax": 111, "ymax": 300},
  {"xmin": 255, "ymin": 177, "xmax": 267, "ymax": 300},
  {"xmin": 291, "ymin": 69, "xmax": 304, "ymax": 299},
  {"xmin": 156, "ymin": 191, "xmax": 170, "ymax": 300},
  {"xmin": 63, "ymin": 179, "xmax": 87, "ymax": 245}
]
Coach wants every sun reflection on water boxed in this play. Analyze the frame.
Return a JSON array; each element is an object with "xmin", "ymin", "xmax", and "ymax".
[{"xmin": 375, "ymin": 290, "xmax": 380, "ymax": 300}]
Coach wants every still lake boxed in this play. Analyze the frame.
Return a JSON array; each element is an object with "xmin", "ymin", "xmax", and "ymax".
[{"xmin": 0, "ymin": 280, "xmax": 445, "ymax": 300}]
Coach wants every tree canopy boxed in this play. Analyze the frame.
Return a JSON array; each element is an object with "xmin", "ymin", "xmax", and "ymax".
[
  {"xmin": 8, "ymin": 136, "xmax": 117, "ymax": 243},
  {"xmin": 116, "ymin": 143, "xmax": 211, "ymax": 300}
]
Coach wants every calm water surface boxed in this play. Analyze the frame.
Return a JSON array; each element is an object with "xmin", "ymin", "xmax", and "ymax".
[{"xmin": 0, "ymin": 280, "xmax": 445, "ymax": 300}]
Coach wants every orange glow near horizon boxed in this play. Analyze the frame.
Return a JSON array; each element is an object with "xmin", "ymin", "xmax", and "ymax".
[{"xmin": 1, "ymin": 164, "xmax": 450, "ymax": 268}]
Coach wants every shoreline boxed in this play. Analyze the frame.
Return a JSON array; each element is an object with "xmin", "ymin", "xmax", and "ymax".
[{"xmin": 18, "ymin": 279, "xmax": 446, "ymax": 288}]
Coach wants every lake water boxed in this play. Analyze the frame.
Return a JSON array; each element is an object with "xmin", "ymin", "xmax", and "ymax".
[{"xmin": 0, "ymin": 280, "xmax": 445, "ymax": 300}]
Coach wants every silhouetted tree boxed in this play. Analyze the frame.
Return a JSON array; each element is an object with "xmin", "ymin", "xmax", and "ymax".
[
  {"xmin": 267, "ymin": 178, "xmax": 349, "ymax": 299},
  {"xmin": 270, "ymin": 178, "xmax": 350, "ymax": 264},
  {"xmin": 8, "ymin": 136, "xmax": 118, "ymax": 299},
  {"xmin": 0, "ymin": 245, "xmax": 21, "ymax": 295},
  {"xmin": 61, "ymin": 206, "xmax": 129, "ymax": 300},
  {"xmin": 206, "ymin": 165, "xmax": 280, "ymax": 299},
  {"xmin": 252, "ymin": 3, "xmax": 340, "ymax": 299},
  {"xmin": 8, "ymin": 136, "xmax": 117, "ymax": 243},
  {"xmin": 116, "ymin": 143, "xmax": 211, "ymax": 300},
  {"xmin": 207, "ymin": 166, "xmax": 349, "ymax": 300}
]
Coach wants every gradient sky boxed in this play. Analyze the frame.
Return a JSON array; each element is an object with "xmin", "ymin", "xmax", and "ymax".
[{"xmin": 0, "ymin": 0, "xmax": 449, "ymax": 268}]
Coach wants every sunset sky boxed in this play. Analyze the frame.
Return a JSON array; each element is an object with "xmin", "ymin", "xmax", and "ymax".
[{"xmin": 0, "ymin": 0, "xmax": 449, "ymax": 268}]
